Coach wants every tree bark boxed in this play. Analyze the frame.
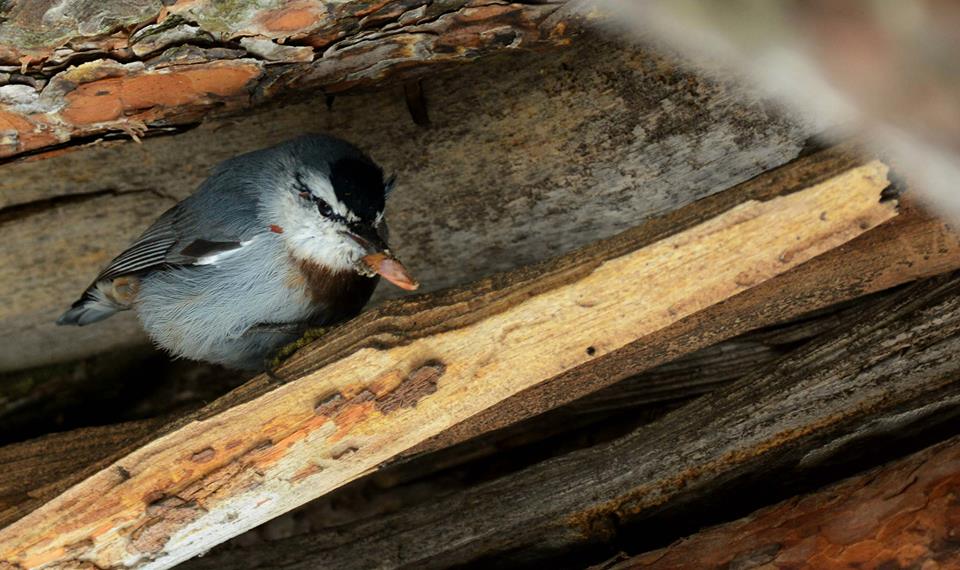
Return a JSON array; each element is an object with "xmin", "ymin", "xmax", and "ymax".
[
  {"xmin": 0, "ymin": 0, "xmax": 579, "ymax": 160},
  {"xmin": 0, "ymin": 151, "xmax": 895, "ymax": 569}
]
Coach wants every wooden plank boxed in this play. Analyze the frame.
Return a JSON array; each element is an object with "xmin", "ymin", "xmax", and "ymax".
[
  {"xmin": 173, "ymin": 294, "xmax": 887, "ymax": 552},
  {"xmin": 6, "ymin": 146, "xmax": 885, "ymax": 532},
  {"xmin": 402, "ymin": 165, "xmax": 960, "ymax": 459},
  {"xmin": 604, "ymin": 434, "xmax": 960, "ymax": 569},
  {"xmin": 0, "ymin": 420, "xmax": 166, "ymax": 515},
  {"xmin": 3, "ymin": 184, "xmax": 955, "ymax": 518},
  {"xmin": 180, "ymin": 272, "xmax": 960, "ymax": 570},
  {"xmin": 0, "ymin": 287, "xmax": 860, "ymax": 536},
  {"xmin": 0, "ymin": 154, "xmax": 895, "ymax": 569}
]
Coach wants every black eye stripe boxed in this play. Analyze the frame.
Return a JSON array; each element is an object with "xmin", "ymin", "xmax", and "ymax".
[
  {"xmin": 314, "ymin": 197, "xmax": 348, "ymax": 224},
  {"xmin": 295, "ymin": 172, "xmax": 351, "ymax": 223}
]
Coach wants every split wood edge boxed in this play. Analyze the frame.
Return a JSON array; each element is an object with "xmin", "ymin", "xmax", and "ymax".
[{"xmin": 0, "ymin": 161, "xmax": 895, "ymax": 569}]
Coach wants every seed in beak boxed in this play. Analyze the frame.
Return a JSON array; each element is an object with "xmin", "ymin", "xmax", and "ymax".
[{"xmin": 360, "ymin": 252, "xmax": 419, "ymax": 291}]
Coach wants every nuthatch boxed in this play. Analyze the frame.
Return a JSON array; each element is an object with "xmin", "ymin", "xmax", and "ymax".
[{"xmin": 57, "ymin": 134, "xmax": 418, "ymax": 370}]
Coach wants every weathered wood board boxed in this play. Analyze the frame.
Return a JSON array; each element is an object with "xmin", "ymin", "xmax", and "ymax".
[
  {"xmin": 180, "ymin": 272, "xmax": 960, "ymax": 570},
  {"xmin": 0, "ymin": 301, "xmax": 845, "ymax": 530},
  {"xmin": 0, "ymin": 155, "xmax": 894, "ymax": 569},
  {"xmin": 4, "ymin": 177, "xmax": 957, "ymax": 544},
  {"xmin": 6, "ymin": 178, "xmax": 959, "ymax": 552}
]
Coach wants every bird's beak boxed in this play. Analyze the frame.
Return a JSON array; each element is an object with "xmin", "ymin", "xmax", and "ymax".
[
  {"xmin": 342, "ymin": 226, "xmax": 419, "ymax": 291},
  {"xmin": 361, "ymin": 252, "xmax": 419, "ymax": 291}
]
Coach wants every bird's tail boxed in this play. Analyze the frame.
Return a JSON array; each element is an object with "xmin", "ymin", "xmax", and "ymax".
[{"xmin": 56, "ymin": 279, "xmax": 134, "ymax": 326}]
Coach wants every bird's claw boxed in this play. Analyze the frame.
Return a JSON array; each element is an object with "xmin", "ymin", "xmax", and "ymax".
[{"xmin": 267, "ymin": 325, "xmax": 328, "ymax": 370}]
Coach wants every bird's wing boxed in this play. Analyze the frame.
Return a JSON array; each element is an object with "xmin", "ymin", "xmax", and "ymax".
[
  {"xmin": 58, "ymin": 195, "xmax": 259, "ymax": 326},
  {"xmin": 95, "ymin": 203, "xmax": 249, "ymax": 282}
]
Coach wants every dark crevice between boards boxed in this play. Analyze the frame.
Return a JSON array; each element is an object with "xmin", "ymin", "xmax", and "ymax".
[{"xmin": 0, "ymin": 347, "xmax": 249, "ymax": 446}]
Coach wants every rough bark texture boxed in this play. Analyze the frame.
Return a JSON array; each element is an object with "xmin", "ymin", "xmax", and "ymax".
[
  {"xmin": 0, "ymin": 153, "xmax": 895, "ymax": 569},
  {"xmin": 178, "ymin": 271, "xmax": 960, "ymax": 570},
  {"xmin": 0, "ymin": 34, "xmax": 815, "ymax": 371},
  {"xmin": 610, "ymin": 433, "xmax": 960, "ymax": 569},
  {"xmin": 0, "ymin": 0, "xmax": 582, "ymax": 160}
]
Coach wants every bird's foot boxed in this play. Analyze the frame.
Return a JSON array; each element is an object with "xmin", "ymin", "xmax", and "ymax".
[
  {"xmin": 266, "ymin": 325, "xmax": 328, "ymax": 371},
  {"xmin": 249, "ymin": 321, "xmax": 310, "ymax": 335}
]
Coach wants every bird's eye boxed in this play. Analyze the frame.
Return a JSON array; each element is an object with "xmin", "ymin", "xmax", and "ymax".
[{"xmin": 315, "ymin": 199, "xmax": 333, "ymax": 218}]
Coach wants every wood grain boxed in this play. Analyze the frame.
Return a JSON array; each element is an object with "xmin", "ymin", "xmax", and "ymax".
[
  {"xmin": 0, "ymin": 420, "xmax": 166, "ymax": 515},
  {"xmin": 0, "ymin": 155, "xmax": 895, "ymax": 569},
  {"xmin": 0, "ymin": 288, "xmax": 899, "ymax": 554},
  {"xmin": 185, "ymin": 296, "xmax": 887, "ymax": 552},
  {"xmin": 402, "ymin": 164, "xmax": 960, "ymax": 458},
  {"xmin": 181, "ymin": 272, "xmax": 960, "ymax": 570},
  {"xmin": 4, "ymin": 146, "xmax": 883, "ymax": 533},
  {"xmin": 609, "ymin": 435, "xmax": 960, "ymax": 569}
]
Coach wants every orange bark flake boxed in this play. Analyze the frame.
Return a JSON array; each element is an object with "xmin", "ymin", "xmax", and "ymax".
[
  {"xmin": 0, "ymin": 111, "xmax": 61, "ymax": 156},
  {"xmin": 119, "ymin": 74, "xmax": 195, "ymax": 109},
  {"xmin": 0, "ymin": 110, "xmax": 34, "ymax": 133},
  {"xmin": 181, "ymin": 64, "xmax": 260, "ymax": 98},
  {"xmin": 259, "ymin": 4, "xmax": 323, "ymax": 33},
  {"xmin": 61, "ymin": 64, "xmax": 260, "ymax": 127},
  {"xmin": 61, "ymin": 79, "xmax": 125, "ymax": 125},
  {"xmin": 351, "ymin": 0, "xmax": 394, "ymax": 19},
  {"xmin": 19, "ymin": 129, "xmax": 63, "ymax": 154}
]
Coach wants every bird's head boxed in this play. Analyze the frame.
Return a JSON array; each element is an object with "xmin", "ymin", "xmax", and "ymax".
[{"xmin": 262, "ymin": 136, "xmax": 418, "ymax": 291}]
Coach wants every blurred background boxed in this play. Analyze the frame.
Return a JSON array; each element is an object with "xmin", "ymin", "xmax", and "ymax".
[{"xmin": 603, "ymin": 0, "xmax": 960, "ymax": 220}]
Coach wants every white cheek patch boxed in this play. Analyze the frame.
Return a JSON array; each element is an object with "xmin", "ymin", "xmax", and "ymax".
[
  {"xmin": 259, "ymin": 172, "xmax": 369, "ymax": 272},
  {"xmin": 271, "ymin": 193, "xmax": 365, "ymax": 271},
  {"xmin": 304, "ymin": 173, "xmax": 337, "ymax": 205}
]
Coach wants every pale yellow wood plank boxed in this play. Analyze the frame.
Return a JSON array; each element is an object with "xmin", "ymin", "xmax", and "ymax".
[{"xmin": 0, "ymin": 161, "xmax": 895, "ymax": 570}]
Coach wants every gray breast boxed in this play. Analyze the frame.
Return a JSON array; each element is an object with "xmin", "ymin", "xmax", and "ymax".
[{"xmin": 133, "ymin": 236, "xmax": 317, "ymax": 369}]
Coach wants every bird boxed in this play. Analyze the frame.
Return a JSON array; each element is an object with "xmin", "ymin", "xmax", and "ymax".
[{"xmin": 56, "ymin": 134, "xmax": 418, "ymax": 370}]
